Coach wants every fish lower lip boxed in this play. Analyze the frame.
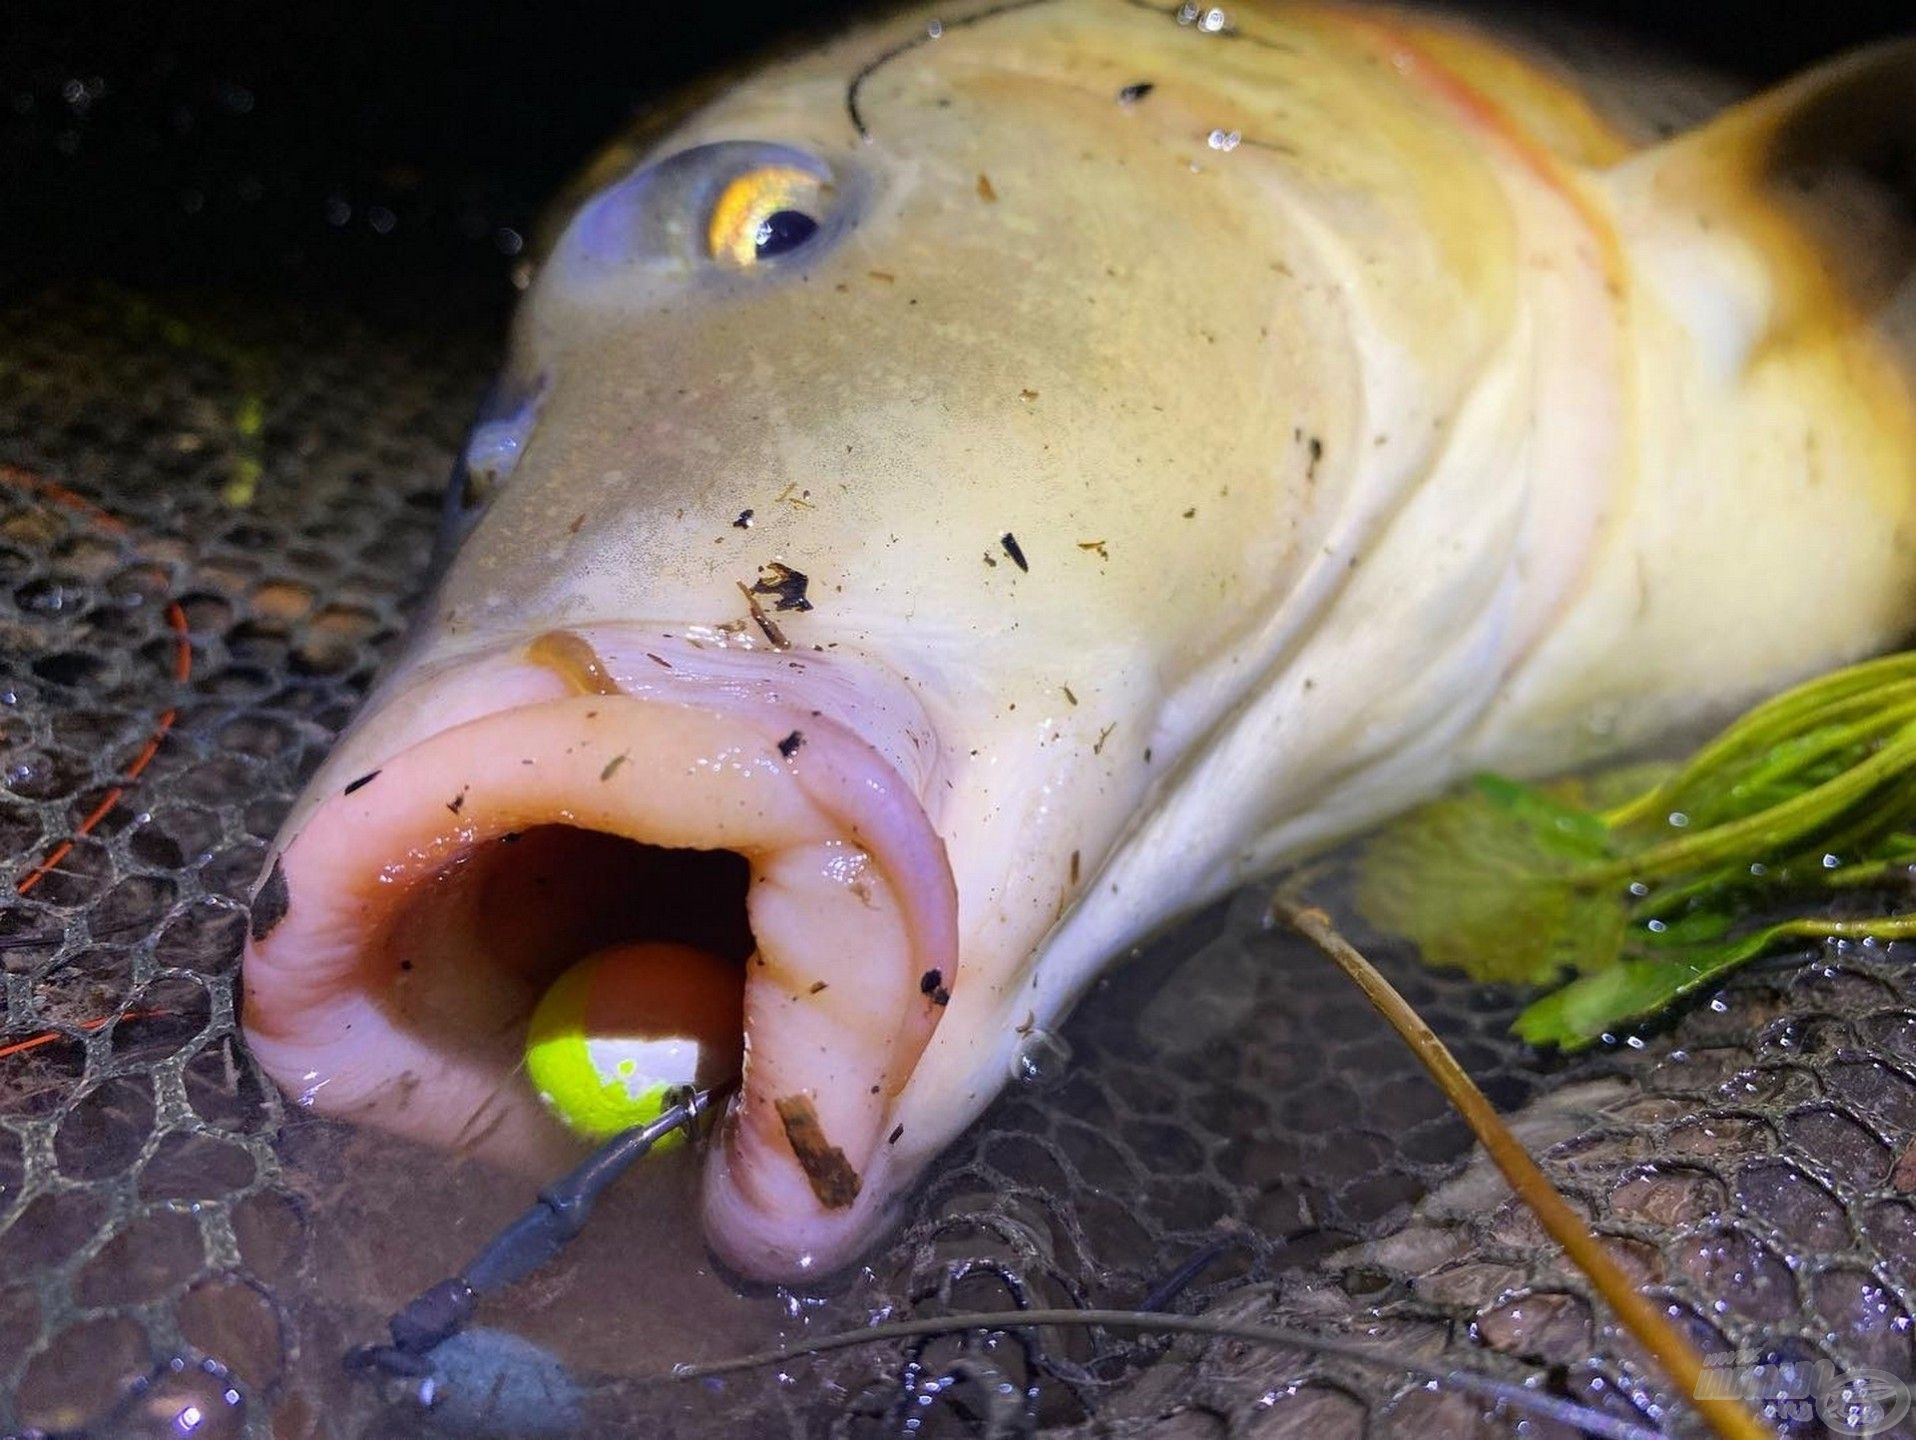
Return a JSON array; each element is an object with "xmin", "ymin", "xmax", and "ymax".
[{"xmin": 241, "ymin": 645, "xmax": 958, "ymax": 1279}]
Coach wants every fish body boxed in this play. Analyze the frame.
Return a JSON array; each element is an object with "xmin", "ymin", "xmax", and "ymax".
[{"xmin": 243, "ymin": 1, "xmax": 1916, "ymax": 1277}]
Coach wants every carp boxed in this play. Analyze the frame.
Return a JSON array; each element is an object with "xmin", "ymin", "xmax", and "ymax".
[{"xmin": 243, "ymin": 1, "xmax": 1916, "ymax": 1278}]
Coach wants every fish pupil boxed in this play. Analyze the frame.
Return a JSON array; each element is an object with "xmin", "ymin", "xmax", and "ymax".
[{"xmin": 754, "ymin": 209, "xmax": 818, "ymax": 258}]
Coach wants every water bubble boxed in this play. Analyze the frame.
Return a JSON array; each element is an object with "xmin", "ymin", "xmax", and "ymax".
[
  {"xmin": 1177, "ymin": 3, "xmax": 1230, "ymax": 31},
  {"xmin": 1011, "ymin": 1027, "xmax": 1072, "ymax": 1089},
  {"xmin": 105, "ymin": 1357, "xmax": 245, "ymax": 1440}
]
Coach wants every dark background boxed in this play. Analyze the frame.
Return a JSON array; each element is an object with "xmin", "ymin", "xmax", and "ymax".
[{"xmin": 2, "ymin": 1, "xmax": 1910, "ymax": 319}]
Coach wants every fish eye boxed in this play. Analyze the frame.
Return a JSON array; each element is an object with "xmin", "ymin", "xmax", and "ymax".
[
  {"xmin": 707, "ymin": 165, "xmax": 829, "ymax": 266},
  {"xmin": 551, "ymin": 143, "xmax": 842, "ymax": 283}
]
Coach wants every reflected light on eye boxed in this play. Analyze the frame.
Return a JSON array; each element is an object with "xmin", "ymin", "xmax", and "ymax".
[{"xmin": 707, "ymin": 165, "xmax": 826, "ymax": 265}]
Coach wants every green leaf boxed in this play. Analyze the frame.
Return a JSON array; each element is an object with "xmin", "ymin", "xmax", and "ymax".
[
  {"xmin": 1353, "ymin": 650, "xmax": 1916, "ymax": 1049},
  {"xmin": 1511, "ymin": 926, "xmax": 1786, "ymax": 1050},
  {"xmin": 1353, "ymin": 774, "xmax": 1625, "ymax": 984}
]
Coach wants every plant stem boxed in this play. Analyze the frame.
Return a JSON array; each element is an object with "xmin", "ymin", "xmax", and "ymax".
[
  {"xmin": 1269, "ymin": 892, "xmax": 1772, "ymax": 1440},
  {"xmin": 1601, "ymin": 658, "xmax": 1916, "ymax": 829},
  {"xmin": 1586, "ymin": 725, "xmax": 1916, "ymax": 887},
  {"xmin": 1772, "ymin": 915, "xmax": 1916, "ymax": 942}
]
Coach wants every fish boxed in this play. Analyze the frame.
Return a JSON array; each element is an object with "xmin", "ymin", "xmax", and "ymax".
[{"xmin": 241, "ymin": 0, "xmax": 1916, "ymax": 1280}]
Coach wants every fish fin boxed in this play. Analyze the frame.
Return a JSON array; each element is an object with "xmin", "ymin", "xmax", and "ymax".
[{"xmin": 1606, "ymin": 40, "xmax": 1915, "ymax": 365}]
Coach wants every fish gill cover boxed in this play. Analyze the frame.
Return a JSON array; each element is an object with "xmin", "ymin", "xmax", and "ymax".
[{"xmin": 3, "ymin": 2, "xmax": 1915, "ymax": 1439}]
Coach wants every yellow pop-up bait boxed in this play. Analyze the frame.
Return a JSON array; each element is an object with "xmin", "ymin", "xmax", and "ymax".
[{"xmin": 525, "ymin": 941, "xmax": 744, "ymax": 1150}]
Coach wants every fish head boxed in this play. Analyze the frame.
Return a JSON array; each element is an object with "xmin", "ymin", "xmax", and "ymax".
[
  {"xmin": 244, "ymin": 2, "xmax": 1422, "ymax": 1280},
  {"xmin": 442, "ymin": 6, "xmax": 1362, "ymax": 659}
]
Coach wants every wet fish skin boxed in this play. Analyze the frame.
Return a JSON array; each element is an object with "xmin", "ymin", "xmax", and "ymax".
[{"xmin": 245, "ymin": 2, "xmax": 1916, "ymax": 1277}]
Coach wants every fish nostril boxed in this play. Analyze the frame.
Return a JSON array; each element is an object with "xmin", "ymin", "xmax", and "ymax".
[{"xmin": 429, "ymin": 370, "xmax": 549, "ymax": 576}]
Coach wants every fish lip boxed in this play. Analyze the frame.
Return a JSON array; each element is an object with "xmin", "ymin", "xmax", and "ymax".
[{"xmin": 241, "ymin": 626, "xmax": 958, "ymax": 1280}]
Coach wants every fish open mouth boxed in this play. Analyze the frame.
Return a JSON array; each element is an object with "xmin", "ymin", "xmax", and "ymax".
[{"xmin": 241, "ymin": 630, "xmax": 958, "ymax": 1277}]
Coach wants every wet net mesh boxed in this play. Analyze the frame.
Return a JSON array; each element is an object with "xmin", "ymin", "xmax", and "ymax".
[{"xmin": 5, "ymin": 283, "xmax": 1916, "ymax": 1440}]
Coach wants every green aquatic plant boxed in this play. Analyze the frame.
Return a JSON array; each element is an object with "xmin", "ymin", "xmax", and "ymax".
[{"xmin": 1356, "ymin": 651, "xmax": 1916, "ymax": 1049}]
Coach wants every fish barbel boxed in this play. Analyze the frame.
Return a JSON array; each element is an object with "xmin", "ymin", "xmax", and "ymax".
[{"xmin": 242, "ymin": 1, "xmax": 1916, "ymax": 1278}]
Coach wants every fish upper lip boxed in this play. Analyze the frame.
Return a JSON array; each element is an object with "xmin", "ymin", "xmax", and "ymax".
[{"xmin": 241, "ymin": 626, "xmax": 958, "ymax": 1279}]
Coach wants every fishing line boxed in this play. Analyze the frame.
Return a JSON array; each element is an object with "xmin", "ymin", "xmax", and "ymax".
[
  {"xmin": 664, "ymin": 1305, "xmax": 1670, "ymax": 1440},
  {"xmin": 845, "ymin": 0, "xmax": 1063, "ymax": 137}
]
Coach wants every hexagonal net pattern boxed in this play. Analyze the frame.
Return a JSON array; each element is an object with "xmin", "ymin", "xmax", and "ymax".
[{"xmin": 4, "ymin": 283, "xmax": 1915, "ymax": 1440}]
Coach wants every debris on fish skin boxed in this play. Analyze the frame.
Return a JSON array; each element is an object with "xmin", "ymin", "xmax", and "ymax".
[{"xmin": 244, "ymin": 1, "xmax": 1916, "ymax": 1279}]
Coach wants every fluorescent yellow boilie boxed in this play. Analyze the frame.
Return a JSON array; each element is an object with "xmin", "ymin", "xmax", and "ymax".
[{"xmin": 524, "ymin": 941, "xmax": 745, "ymax": 1150}]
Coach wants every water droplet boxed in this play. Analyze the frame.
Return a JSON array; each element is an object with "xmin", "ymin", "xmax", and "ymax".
[
  {"xmin": 1206, "ymin": 129, "xmax": 1241, "ymax": 152},
  {"xmin": 295, "ymin": 1075, "xmax": 330, "ymax": 1108},
  {"xmin": 926, "ymin": 19, "xmax": 944, "ymax": 38},
  {"xmin": 1011, "ymin": 1027, "xmax": 1072, "ymax": 1088},
  {"xmin": 1667, "ymin": 811, "xmax": 1690, "ymax": 828}
]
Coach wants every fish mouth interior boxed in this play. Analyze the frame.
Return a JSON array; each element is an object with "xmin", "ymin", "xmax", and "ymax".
[
  {"xmin": 243, "ymin": 682, "xmax": 959, "ymax": 1278},
  {"xmin": 375, "ymin": 826, "xmax": 754, "ymax": 1085}
]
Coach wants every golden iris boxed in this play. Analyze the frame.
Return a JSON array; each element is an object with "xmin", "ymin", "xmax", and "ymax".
[{"xmin": 706, "ymin": 165, "xmax": 827, "ymax": 266}]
